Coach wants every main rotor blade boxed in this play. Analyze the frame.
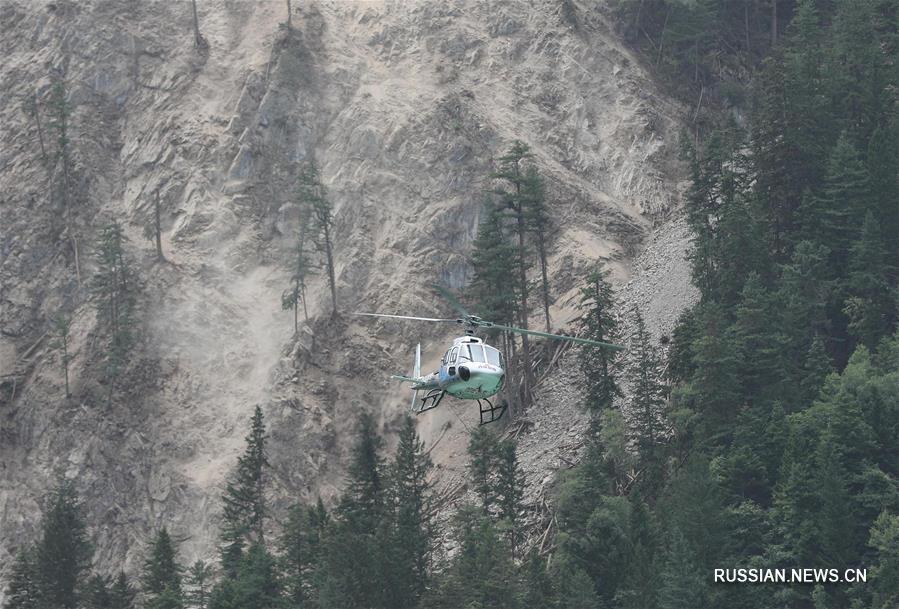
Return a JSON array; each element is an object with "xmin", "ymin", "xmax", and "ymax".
[
  {"xmin": 431, "ymin": 284, "xmax": 470, "ymax": 317},
  {"xmin": 489, "ymin": 323, "xmax": 625, "ymax": 350},
  {"xmin": 353, "ymin": 312, "xmax": 459, "ymax": 323}
]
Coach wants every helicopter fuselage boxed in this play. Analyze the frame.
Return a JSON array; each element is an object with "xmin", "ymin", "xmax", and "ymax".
[{"xmin": 410, "ymin": 336, "xmax": 505, "ymax": 400}]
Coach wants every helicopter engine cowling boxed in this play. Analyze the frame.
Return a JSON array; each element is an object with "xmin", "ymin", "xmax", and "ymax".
[{"xmin": 458, "ymin": 366, "xmax": 471, "ymax": 381}]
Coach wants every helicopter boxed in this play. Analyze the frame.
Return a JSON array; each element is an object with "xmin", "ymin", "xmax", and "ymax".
[{"xmin": 355, "ymin": 285, "xmax": 624, "ymax": 425}]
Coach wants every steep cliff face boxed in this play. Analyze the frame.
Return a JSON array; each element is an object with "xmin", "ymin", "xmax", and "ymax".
[{"xmin": 0, "ymin": 0, "xmax": 691, "ymax": 578}]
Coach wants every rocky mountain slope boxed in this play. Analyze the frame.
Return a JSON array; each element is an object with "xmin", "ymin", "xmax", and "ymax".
[{"xmin": 0, "ymin": 0, "xmax": 692, "ymax": 580}]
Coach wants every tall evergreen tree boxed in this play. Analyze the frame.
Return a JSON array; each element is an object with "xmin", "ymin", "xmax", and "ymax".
[
  {"xmin": 35, "ymin": 482, "xmax": 93, "ymax": 609},
  {"xmin": 282, "ymin": 199, "xmax": 316, "ymax": 333},
  {"xmin": 657, "ymin": 529, "xmax": 710, "ymax": 609},
  {"xmin": 220, "ymin": 406, "xmax": 269, "ymax": 575},
  {"xmin": 690, "ymin": 305, "xmax": 742, "ymax": 446},
  {"xmin": 208, "ymin": 545, "xmax": 280, "ymax": 609},
  {"xmin": 91, "ymin": 222, "xmax": 138, "ymax": 394},
  {"xmin": 805, "ymin": 132, "xmax": 873, "ymax": 270},
  {"xmin": 467, "ymin": 426, "xmax": 498, "ymax": 514},
  {"xmin": 109, "ymin": 572, "xmax": 136, "ymax": 609},
  {"xmin": 551, "ymin": 557, "xmax": 600, "ymax": 609},
  {"xmin": 733, "ymin": 272, "xmax": 790, "ymax": 404},
  {"xmin": 296, "ymin": 162, "xmax": 337, "ymax": 317},
  {"xmin": 318, "ymin": 412, "xmax": 386, "ymax": 609},
  {"xmin": 431, "ymin": 507, "xmax": 522, "ymax": 609},
  {"xmin": 184, "ymin": 562, "xmax": 211, "ymax": 609},
  {"xmin": 521, "ymin": 550, "xmax": 555, "ymax": 609},
  {"xmin": 385, "ymin": 416, "xmax": 433, "ymax": 609},
  {"xmin": 844, "ymin": 211, "xmax": 895, "ymax": 349},
  {"xmin": 866, "ymin": 125, "xmax": 899, "ymax": 262},
  {"xmin": 522, "ymin": 165, "xmax": 553, "ymax": 333},
  {"xmin": 868, "ymin": 511, "xmax": 899, "ymax": 609},
  {"xmin": 492, "ymin": 141, "xmax": 536, "ymax": 406},
  {"xmin": 625, "ymin": 306, "xmax": 668, "ymax": 484},
  {"xmin": 469, "ymin": 203, "xmax": 521, "ymax": 409},
  {"xmin": 3, "ymin": 548, "xmax": 39, "ymax": 609},
  {"xmin": 142, "ymin": 528, "xmax": 184, "ymax": 609},
  {"xmin": 280, "ymin": 500, "xmax": 327, "ymax": 609},
  {"xmin": 495, "ymin": 439, "xmax": 525, "ymax": 558},
  {"xmin": 84, "ymin": 575, "xmax": 111, "ymax": 609},
  {"xmin": 575, "ymin": 265, "xmax": 621, "ymax": 420}
]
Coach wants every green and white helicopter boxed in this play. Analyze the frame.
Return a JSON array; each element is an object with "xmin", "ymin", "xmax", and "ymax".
[{"xmin": 355, "ymin": 285, "xmax": 624, "ymax": 425}]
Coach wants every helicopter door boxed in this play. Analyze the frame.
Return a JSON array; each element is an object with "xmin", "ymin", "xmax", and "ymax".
[{"xmin": 447, "ymin": 347, "xmax": 458, "ymax": 377}]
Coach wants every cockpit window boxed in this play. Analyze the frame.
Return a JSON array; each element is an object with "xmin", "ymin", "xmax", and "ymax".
[
  {"xmin": 449, "ymin": 347, "xmax": 458, "ymax": 364},
  {"xmin": 484, "ymin": 346, "xmax": 501, "ymax": 366},
  {"xmin": 467, "ymin": 345, "xmax": 486, "ymax": 363}
]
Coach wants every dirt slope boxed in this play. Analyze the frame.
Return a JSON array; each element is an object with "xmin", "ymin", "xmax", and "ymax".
[{"xmin": 0, "ymin": 0, "xmax": 692, "ymax": 580}]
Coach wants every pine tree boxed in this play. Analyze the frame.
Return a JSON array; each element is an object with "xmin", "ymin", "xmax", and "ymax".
[
  {"xmin": 50, "ymin": 312, "xmax": 72, "ymax": 399},
  {"xmin": 806, "ymin": 132, "xmax": 873, "ymax": 270},
  {"xmin": 752, "ymin": 52, "xmax": 806, "ymax": 261},
  {"xmin": 844, "ymin": 211, "xmax": 895, "ymax": 350},
  {"xmin": 495, "ymin": 439, "xmax": 524, "ymax": 558},
  {"xmin": 575, "ymin": 265, "xmax": 621, "ymax": 420},
  {"xmin": 385, "ymin": 416, "xmax": 433, "ymax": 609},
  {"xmin": 492, "ymin": 141, "xmax": 536, "ymax": 405},
  {"xmin": 469, "ymin": 203, "xmax": 521, "ymax": 409},
  {"xmin": 625, "ymin": 306, "xmax": 668, "ymax": 481},
  {"xmin": 800, "ymin": 335, "xmax": 832, "ymax": 405},
  {"xmin": 220, "ymin": 406, "xmax": 269, "ymax": 575},
  {"xmin": 522, "ymin": 165, "xmax": 553, "ymax": 333},
  {"xmin": 282, "ymin": 205, "xmax": 316, "ymax": 334},
  {"xmin": 91, "ymin": 222, "xmax": 138, "ymax": 394},
  {"xmin": 109, "ymin": 572, "xmax": 135, "ymax": 609},
  {"xmin": 280, "ymin": 501, "xmax": 327, "ymax": 609},
  {"xmin": 776, "ymin": 240, "xmax": 832, "ymax": 368},
  {"xmin": 208, "ymin": 545, "xmax": 280, "ymax": 609},
  {"xmin": 84, "ymin": 575, "xmax": 110, "ymax": 609},
  {"xmin": 866, "ymin": 126, "xmax": 899, "ymax": 262},
  {"xmin": 35, "ymin": 482, "xmax": 93, "ymax": 609},
  {"xmin": 812, "ymin": 433, "xmax": 855, "ymax": 565},
  {"xmin": 3, "ymin": 548, "xmax": 39, "ymax": 609},
  {"xmin": 340, "ymin": 411, "xmax": 384, "ymax": 531},
  {"xmin": 432, "ymin": 507, "xmax": 522, "ymax": 609},
  {"xmin": 142, "ymin": 528, "xmax": 184, "ymax": 609},
  {"xmin": 297, "ymin": 162, "xmax": 337, "ymax": 317},
  {"xmin": 869, "ymin": 511, "xmax": 899, "ymax": 609},
  {"xmin": 552, "ymin": 558, "xmax": 600, "ymax": 609},
  {"xmin": 616, "ymin": 492, "xmax": 659, "ymax": 609},
  {"xmin": 318, "ymin": 412, "xmax": 386, "ymax": 609},
  {"xmin": 657, "ymin": 529, "xmax": 710, "ymax": 609},
  {"xmin": 733, "ymin": 272, "xmax": 790, "ymax": 404},
  {"xmin": 467, "ymin": 426, "xmax": 498, "ymax": 514},
  {"xmin": 521, "ymin": 551, "xmax": 555, "ymax": 609},
  {"xmin": 690, "ymin": 305, "xmax": 743, "ymax": 448},
  {"xmin": 184, "ymin": 562, "xmax": 211, "ymax": 609},
  {"xmin": 469, "ymin": 204, "xmax": 520, "ymax": 327}
]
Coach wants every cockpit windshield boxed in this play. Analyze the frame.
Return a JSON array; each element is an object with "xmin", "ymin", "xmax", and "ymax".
[
  {"xmin": 459, "ymin": 344, "xmax": 485, "ymax": 363},
  {"xmin": 484, "ymin": 346, "xmax": 502, "ymax": 367}
]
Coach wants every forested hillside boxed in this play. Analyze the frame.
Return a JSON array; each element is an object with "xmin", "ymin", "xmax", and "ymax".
[{"xmin": 3, "ymin": 0, "xmax": 897, "ymax": 608}]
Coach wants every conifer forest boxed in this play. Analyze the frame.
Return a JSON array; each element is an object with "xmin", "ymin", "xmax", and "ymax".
[{"xmin": 1, "ymin": 1, "xmax": 897, "ymax": 609}]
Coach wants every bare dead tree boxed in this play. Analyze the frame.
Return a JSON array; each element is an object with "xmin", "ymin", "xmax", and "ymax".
[{"xmin": 191, "ymin": 0, "xmax": 203, "ymax": 48}]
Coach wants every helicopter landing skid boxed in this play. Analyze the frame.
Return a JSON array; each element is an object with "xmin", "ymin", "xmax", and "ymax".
[
  {"xmin": 414, "ymin": 389, "xmax": 445, "ymax": 415},
  {"xmin": 477, "ymin": 397, "xmax": 508, "ymax": 425}
]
